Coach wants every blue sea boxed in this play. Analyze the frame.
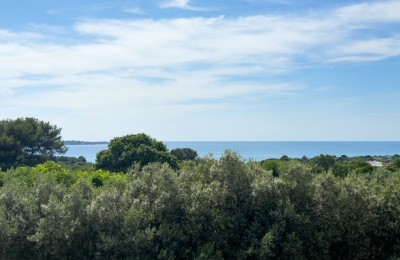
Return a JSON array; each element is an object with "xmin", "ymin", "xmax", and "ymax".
[{"xmin": 64, "ymin": 141, "xmax": 400, "ymax": 163}]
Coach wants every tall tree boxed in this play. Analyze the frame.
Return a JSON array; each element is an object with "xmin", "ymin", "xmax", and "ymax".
[
  {"xmin": 95, "ymin": 133, "xmax": 178, "ymax": 172},
  {"xmin": 0, "ymin": 117, "xmax": 67, "ymax": 170}
]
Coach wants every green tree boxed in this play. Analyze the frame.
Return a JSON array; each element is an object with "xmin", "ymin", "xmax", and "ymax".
[
  {"xmin": 392, "ymin": 157, "xmax": 400, "ymax": 169},
  {"xmin": 0, "ymin": 135, "xmax": 22, "ymax": 170},
  {"xmin": 280, "ymin": 155, "xmax": 290, "ymax": 161},
  {"xmin": 0, "ymin": 118, "xmax": 67, "ymax": 170},
  {"xmin": 312, "ymin": 154, "xmax": 336, "ymax": 173},
  {"xmin": 95, "ymin": 133, "xmax": 178, "ymax": 172},
  {"xmin": 260, "ymin": 159, "xmax": 281, "ymax": 177},
  {"xmin": 170, "ymin": 148, "xmax": 198, "ymax": 161}
]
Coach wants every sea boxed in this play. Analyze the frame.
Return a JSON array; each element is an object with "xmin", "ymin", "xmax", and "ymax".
[{"xmin": 64, "ymin": 141, "xmax": 400, "ymax": 163}]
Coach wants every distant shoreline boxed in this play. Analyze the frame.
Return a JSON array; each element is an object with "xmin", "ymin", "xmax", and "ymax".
[
  {"xmin": 64, "ymin": 141, "xmax": 109, "ymax": 145},
  {"xmin": 64, "ymin": 141, "xmax": 400, "ymax": 163}
]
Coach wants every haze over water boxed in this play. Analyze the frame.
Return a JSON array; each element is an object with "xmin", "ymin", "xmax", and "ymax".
[{"xmin": 65, "ymin": 141, "xmax": 400, "ymax": 163}]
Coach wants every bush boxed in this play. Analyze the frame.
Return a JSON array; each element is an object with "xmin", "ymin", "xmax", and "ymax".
[{"xmin": 1, "ymin": 153, "xmax": 400, "ymax": 259}]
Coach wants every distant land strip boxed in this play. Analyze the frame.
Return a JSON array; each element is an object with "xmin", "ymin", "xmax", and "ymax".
[{"xmin": 65, "ymin": 140, "xmax": 109, "ymax": 145}]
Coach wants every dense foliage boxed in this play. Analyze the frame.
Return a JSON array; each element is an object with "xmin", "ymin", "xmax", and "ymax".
[
  {"xmin": 95, "ymin": 133, "xmax": 178, "ymax": 172},
  {"xmin": 1, "ymin": 152, "xmax": 400, "ymax": 259},
  {"xmin": 55, "ymin": 156, "xmax": 94, "ymax": 170},
  {"xmin": 0, "ymin": 118, "xmax": 67, "ymax": 170},
  {"xmin": 170, "ymin": 147, "xmax": 198, "ymax": 161}
]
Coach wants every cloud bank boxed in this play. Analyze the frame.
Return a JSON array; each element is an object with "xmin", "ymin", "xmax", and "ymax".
[{"xmin": 0, "ymin": 0, "xmax": 399, "ymax": 140}]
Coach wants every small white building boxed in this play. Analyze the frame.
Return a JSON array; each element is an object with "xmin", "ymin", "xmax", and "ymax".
[{"xmin": 367, "ymin": 160, "xmax": 383, "ymax": 167}]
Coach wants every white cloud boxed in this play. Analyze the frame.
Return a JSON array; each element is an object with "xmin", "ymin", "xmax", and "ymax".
[
  {"xmin": 334, "ymin": 0, "xmax": 400, "ymax": 23},
  {"xmin": 160, "ymin": 0, "xmax": 207, "ymax": 11},
  {"xmin": 0, "ymin": 29, "xmax": 43, "ymax": 43},
  {"xmin": 124, "ymin": 6, "xmax": 145, "ymax": 15},
  {"xmin": 1, "ymin": 0, "xmax": 400, "ymax": 139},
  {"xmin": 160, "ymin": 0, "xmax": 190, "ymax": 9},
  {"xmin": 330, "ymin": 36, "xmax": 400, "ymax": 62}
]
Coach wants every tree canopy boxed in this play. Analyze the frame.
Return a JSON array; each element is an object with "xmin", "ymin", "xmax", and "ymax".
[
  {"xmin": 0, "ymin": 118, "xmax": 67, "ymax": 170},
  {"xmin": 1, "ymin": 153, "xmax": 400, "ymax": 259},
  {"xmin": 312, "ymin": 154, "xmax": 336, "ymax": 173},
  {"xmin": 95, "ymin": 133, "xmax": 178, "ymax": 172},
  {"xmin": 170, "ymin": 147, "xmax": 198, "ymax": 161}
]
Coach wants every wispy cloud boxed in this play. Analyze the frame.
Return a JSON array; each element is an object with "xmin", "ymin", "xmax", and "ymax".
[
  {"xmin": 160, "ymin": 0, "xmax": 207, "ymax": 11},
  {"xmin": 1, "ymin": 0, "xmax": 400, "ymax": 139},
  {"xmin": 245, "ymin": 0, "xmax": 291, "ymax": 5},
  {"xmin": 160, "ymin": 0, "xmax": 190, "ymax": 9},
  {"xmin": 2, "ymin": 1, "xmax": 399, "ymax": 81},
  {"xmin": 0, "ymin": 29, "xmax": 42, "ymax": 42},
  {"xmin": 124, "ymin": 6, "xmax": 145, "ymax": 15},
  {"xmin": 333, "ymin": 0, "xmax": 400, "ymax": 23},
  {"xmin": 330, "ymin": 36, "xmax": 400, "ymax": 62}
]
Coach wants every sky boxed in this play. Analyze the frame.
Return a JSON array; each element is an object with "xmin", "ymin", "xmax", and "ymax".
[{"xmin": 1, "ymin": 0, "xmax": 400, "ymax": 141}]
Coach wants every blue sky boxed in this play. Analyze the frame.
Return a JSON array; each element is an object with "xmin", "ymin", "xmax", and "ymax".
[{"xmin": 1, "ymin": 0, "xmax": 400, "ymax": 141}]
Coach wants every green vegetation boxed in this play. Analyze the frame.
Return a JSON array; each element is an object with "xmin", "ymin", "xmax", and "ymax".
[
  {"xmin": 55, "ymin": 156, "xmax": 94, "ymax": 170},
  {"xmin": 170, "ymin": 147, "xmax": 198, "ymax": 161},
  {"xmin": 0, "ymin": 118, "xmax": 67, "ymax": 170},
  {"xmin": 2, "ymin": 118, "xmax": 400, "ymax": 258},
  {"xmin": 95, "ymin": 133, "xmax": 178, "ymax": 172},
  {"xmin": 1, "ymin": 152, "xmax": 400, "ymax": 259}
]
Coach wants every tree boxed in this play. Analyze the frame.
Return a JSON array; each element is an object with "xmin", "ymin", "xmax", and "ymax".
[
  {"xmin": 312, "ymin": 154, "xmax": 336, "ymax": 173},
  {"xmin": 170, "ymin": 148, "xmax": 198, "ymax": 161},
  {"xmin": 0, "ymin": 135, "xmax": 22, "ymax": 170},
  {"xmin": 0, "ymin": 118, "xmax": 67, "ymax": 170},
  {"xmin": 95, "ymin": 133, "xmax": 178, "ymax": 172},
  {"xmin": 280, "ymin": 155, "xmax": 290, "ymax": 161},
  {"xmin": 260, "ymin": 159, "xmax": 281, "ymax": 177},
  {"xmin": 393, "ymin": 157, "xmax": 400, "ymax": 169}
]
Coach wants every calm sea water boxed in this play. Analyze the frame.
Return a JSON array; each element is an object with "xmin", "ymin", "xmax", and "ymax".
[{"xmin": 64, "ymin": 141, "xmax": 400, "ymax": 163}]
